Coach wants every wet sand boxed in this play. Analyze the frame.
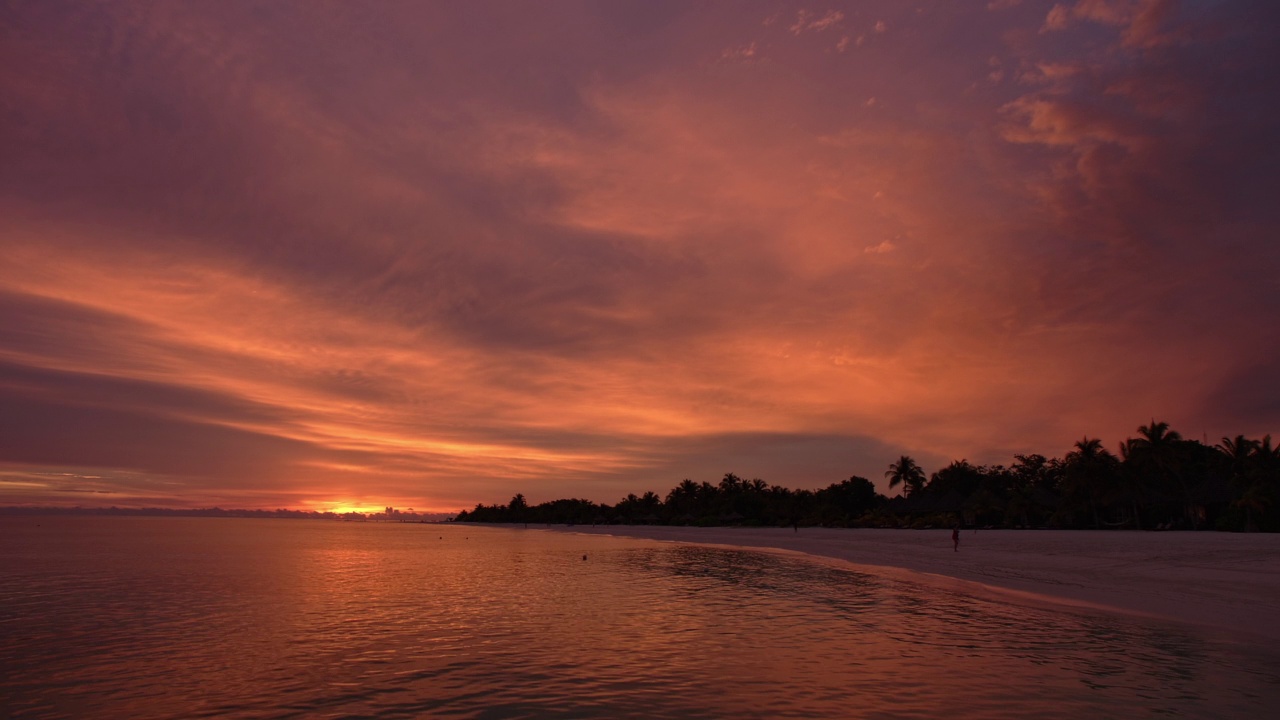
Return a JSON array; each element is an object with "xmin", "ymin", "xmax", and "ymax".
[{"xmin": 552, "ymin": 526, "xmax": 1280, "ymax": 640}]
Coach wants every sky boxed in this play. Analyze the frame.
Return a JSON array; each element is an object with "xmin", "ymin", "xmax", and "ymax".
[{"xmin": 2, "ymin": 0, "xmax": 1277, "ymax": 513}]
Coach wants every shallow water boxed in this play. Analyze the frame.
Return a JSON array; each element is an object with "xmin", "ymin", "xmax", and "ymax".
[{"xmin": 2, "ymin": 517, "xmax": 1277, "ymax": 718}]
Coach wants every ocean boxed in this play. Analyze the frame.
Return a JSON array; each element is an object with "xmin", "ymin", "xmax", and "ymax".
[{"xmin": 2, "ymin": 517, "xmax": 1278, "ymax": 718}]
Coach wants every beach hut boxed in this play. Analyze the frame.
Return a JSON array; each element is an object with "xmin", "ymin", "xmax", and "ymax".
[{"xmin": 720, "ymin": 511, "xmax": 745, "ymax": 526}]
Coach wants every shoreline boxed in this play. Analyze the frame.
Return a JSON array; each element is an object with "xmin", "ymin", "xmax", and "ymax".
[{"xmin": 542, "ymin": 525, "xmax": 1280, "ymax": 642}]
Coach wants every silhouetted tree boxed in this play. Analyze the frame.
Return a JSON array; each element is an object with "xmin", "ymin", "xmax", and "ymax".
[
  {"xmin": 885, "ymin": 456, "xmax": 926, "ymax": 497},
  {"xmin": 1218, "ymin": 434, "xmax": 1276, "ymax": 531},
  {"xmin": 1006, "ymin": 454, "xmax": 1061, "ymax": 527},
  {"xmin": 664, "ymin": 479, "xmax": 701, "ymax": 521},
  {"xmin": 503, "ymin": 494, "xmax": 527, "ymax": 524},
  {"xmin": 1062, "ymin": 437, "xmax": 1120, "ymax": 528},
  {"xmin": 927, "ymin": 460, "xmax": 984, "ymax": 498},
  {"xmin": 815, "ymin": 476, "xmax": 879, "ymax": 523},
  {"xmin": 454, "ymin": 423, "xmax": 1278, "ymax": 532},
  {"xmin": 1129, "ymin": 420, "xmax": 1194, "ymax": 527}
]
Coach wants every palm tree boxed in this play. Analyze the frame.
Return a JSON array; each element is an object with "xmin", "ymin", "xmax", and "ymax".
[
  {"xmin": 1133, "ymin": 421, "xmax": 1182, "ymax": 464},
  {"xmin": 664, "ymin": 479, "xmax": 701, "ymax": 519},
  {"xmin": 1116, "ymin": 438, "xmax": 1148, "ymax": 529},
  {"xmin": 1064, "ymin": 437, "xmax": 1116, "ymax": 528},
  {"xmin": 885, "ymin": 456, "xmax": 926, "ymax": 497},
  {"xmin": 1219, "ymin": 435, "xmax": 1271, "ymax": 531},
  {"xmin": 719, "ymin": 473, "xmax": 744, "ymax": 494},
  {"xmin": 1218, "ymin": 435, "xmax": 1259, "ymax": 466},
  {"xmin": 1137, "ymin": 420, "xmax": 1182, "ymax": 455},
  {"xmin": 1131, "ymin": 420, "xmax": 1192, "ymax": 527},
  {"xmin": 1007, "ymin": 455, "xmax": 1043, "ymax": 527},
  {"xmin": 508, "ymin": 493, "xmax": 528, "ymax": 523},
  {"xmin": 1251, "ymin": 436, "xmax": 1280, "ymax": 530},
  {"xmin": 1255, "ymin": 435, "xmax": 1279, "ymax": 476}
]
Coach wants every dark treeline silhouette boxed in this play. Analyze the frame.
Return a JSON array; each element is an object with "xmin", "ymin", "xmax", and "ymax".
[
  {"xmin": 457, "ymin": 474, "xmax": 879, "ymax": 528},
  {"xmin": 456, "ymin": 422, "xmax": 1280, "ymax": 532}
]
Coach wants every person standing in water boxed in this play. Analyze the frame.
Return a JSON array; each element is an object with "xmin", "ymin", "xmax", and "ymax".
[{"xmin": 952, "ymin": 526, "xmax": 960, "ymax": 552}]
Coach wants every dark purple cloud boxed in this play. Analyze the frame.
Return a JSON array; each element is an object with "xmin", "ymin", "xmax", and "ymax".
[{"xmin": 1, "ymin": 0, "xmax": 1276, "ymax": 510}]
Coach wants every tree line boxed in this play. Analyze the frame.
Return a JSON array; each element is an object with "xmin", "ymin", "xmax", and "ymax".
[{"xmin": 454, "ymin": 422, "xmax": 1279, "ymax": 532}]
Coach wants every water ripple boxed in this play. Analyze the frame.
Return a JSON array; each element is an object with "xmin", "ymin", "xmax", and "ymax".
[{"xmin": 2, "ymin": 518, "xmax": 1278, "ymax": 719}]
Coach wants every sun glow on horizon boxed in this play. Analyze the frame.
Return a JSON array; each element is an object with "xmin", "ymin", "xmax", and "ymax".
[{"xmin": 306, "ymin": 501, "xmax": 386, "ymax": 515}]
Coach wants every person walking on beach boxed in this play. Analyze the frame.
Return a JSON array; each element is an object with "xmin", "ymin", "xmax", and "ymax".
[{"xmin": 952, "ymin": 526, "xmax": 960, "ymax": 552}]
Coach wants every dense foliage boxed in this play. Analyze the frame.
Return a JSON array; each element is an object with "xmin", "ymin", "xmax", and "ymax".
[{"xmin": 456, "ymin": 422, "xmax": 1280, "ymax": 532}]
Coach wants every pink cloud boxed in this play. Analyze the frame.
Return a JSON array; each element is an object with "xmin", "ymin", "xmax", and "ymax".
[{"xmin": 1, "ymin": 0, "xmax": 1276, "ymax": 511}]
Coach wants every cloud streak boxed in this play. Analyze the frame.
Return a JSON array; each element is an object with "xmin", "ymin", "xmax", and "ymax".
[{"xmin": 1, "ymin": 1, "xmax": 1276, "ymax": 511}]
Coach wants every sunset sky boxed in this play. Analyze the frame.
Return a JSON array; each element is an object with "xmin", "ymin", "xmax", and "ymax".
[{"xmin": 2, "ymin": 0, "xmax": 1277, "ymax": 513}]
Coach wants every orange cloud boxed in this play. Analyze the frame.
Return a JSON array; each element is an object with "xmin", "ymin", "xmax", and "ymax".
[{"xmin": 2, "ymin": 1, "xmax": 1276, "ymax": 512}]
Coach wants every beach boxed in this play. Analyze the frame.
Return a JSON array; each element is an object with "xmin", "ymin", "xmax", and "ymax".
[{"xmin": 551, "ymin": 526, "xmax": 1280, "ymax": 641}]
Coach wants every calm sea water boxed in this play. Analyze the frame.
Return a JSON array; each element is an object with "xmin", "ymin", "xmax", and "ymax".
[{"xmin": 2, "ymin": 518, "xmax": 1278, "ymax": 719}]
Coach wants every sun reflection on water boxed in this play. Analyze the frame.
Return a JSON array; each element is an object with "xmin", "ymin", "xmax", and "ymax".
[{"xmin": 2, "ymin": 519, "xmax": 1278, "ymax": 719}]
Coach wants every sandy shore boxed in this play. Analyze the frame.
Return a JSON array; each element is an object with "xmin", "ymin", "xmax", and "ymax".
[{"xmin": 550, "ymin": 525, "xmax": 1280, "ymax": 641}]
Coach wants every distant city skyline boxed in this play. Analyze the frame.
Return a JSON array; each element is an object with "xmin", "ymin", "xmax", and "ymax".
[{"xmin": 2, "ymin": 1, "xmax": 1276, "ymax": 513}]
